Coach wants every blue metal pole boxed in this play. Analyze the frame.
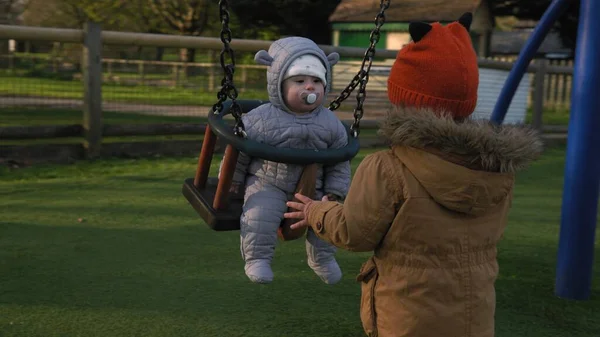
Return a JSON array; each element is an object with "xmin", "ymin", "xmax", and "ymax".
[
  {"xmin": 489, "ymin": 0, "xmax": 571, "ymax": 124},
  {"xmin": 555, "ymin": 0, "xmax": 600, "ymax": 300}
]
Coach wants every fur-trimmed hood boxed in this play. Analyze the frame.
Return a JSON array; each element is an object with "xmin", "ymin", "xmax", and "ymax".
[
  {"xmin": 378, "ymin": 106, "xmax": 544, "ymax": 173},
  {"xmin": 378, "ymin": 106, "xmax": 544, "ymax": 215}
]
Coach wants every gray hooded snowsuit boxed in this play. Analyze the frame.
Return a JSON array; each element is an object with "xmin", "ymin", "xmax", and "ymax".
[{"xmin": 224, "ymin": 37, "xmax": 351, "ymax": 271}]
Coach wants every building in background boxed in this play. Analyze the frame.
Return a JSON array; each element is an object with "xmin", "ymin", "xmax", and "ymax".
[{"xmin": 329, "ymin": 0, "xmax": 494, "ymax": 58}]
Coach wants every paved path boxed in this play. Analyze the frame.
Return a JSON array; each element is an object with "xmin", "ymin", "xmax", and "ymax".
[{"xmin": 1, "ymin": 96, "xmax": 388, "ymax": 121}]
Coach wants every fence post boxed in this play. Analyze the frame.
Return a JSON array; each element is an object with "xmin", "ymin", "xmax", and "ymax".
[
  {"xmin": 241, "ymin": 66, "xmax": 247, "ymax": 92},
  {"xmin": 173, "ymin": 64, "xmax": 179, "ymax": 87},
  {"xmin": 8, "ymin": 50, "xmax": 14, "ymax": 74},
  {"xmin": 138, "ymin": 61, "xmax": 145, "ymax": 85},
  {"xmin": 208, "ymin": 49, "xmax": 215, "ymax": 91},
  {"xmin": 82, "ymin": 21, "xmax": 103, "ymax": 158},
  {"xmin": 532, "ymin": 59, "xmax": 547, "ymax": 130}
]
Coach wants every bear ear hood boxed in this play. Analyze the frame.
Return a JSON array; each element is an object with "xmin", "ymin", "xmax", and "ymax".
[{"xmin": 254, "ymin": 37, "xmax": 339, "ymax": 113}]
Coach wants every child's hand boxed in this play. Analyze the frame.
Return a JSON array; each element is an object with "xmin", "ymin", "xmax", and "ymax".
[{"xmin": 321, "ymin": 195, "xmax": 329, "ymax": 202}]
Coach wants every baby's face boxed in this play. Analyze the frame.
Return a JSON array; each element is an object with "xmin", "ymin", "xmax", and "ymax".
[{"xmin": 282, "ymin": 75, "xmax": 325, "ymax": 114}]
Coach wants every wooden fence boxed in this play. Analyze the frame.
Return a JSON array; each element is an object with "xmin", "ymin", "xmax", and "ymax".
[
  {"xmin": 2, "ymin": 52, "xmax": 574, "ymax": 110},
  {"xmin": 0, "ymin": 22, "xmax": 572, "ymax": 164},
  {"xmin": 484, "ymin": 55, "xmax": 573, "ymax": 110}
]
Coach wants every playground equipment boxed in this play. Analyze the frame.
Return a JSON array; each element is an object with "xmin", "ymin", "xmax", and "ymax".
[
  {"xmin": 490, "ymin": 0, "xmax": 599, "ymax": 300},
  {"xmin": 181, "ymin": 0, "xmax": 390, "ymax": 239}
]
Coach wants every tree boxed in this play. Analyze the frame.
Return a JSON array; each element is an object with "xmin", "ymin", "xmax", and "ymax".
[
  {"xmin": 21, "ymin": 0, "xmax": 218, "ymax": 61},
  {"xmin": 120, "ymin": 0, "xmax": 167, "ymax": 34},
  {"xmin": 149, "ymin": 0, "xmax": 218, "ymax": 62},
  {"xmin": 118, "ymin": 0, "xmax": 171, "ymax": 60},
  {"xmin": 22, "ymin": 0, "xmax": 128, "ymax": 29},
  {"xmin": 490, "ymin": 0, "xmax": 580, "ymax": 52},
  {"xmin": 0, "ymin": 0, "xmax": 26, "ymax": 25},
  {"xmin": 229, "ymin": 0, "xmax": 343, "ymax": 45}
]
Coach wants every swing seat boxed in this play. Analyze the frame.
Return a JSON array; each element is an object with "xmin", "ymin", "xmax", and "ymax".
[
  {"xmin": 182, "ymin": 177, "xmax": 243, "ymax": 231},
  {"xmin": 183, "ymin": 99, "xmax": 360, "ymax": 235}
]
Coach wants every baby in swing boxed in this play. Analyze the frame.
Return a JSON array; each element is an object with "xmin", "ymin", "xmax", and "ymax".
[{"xmin": 220, "ymin": 36, "xmax": 351, "ymax": 284}]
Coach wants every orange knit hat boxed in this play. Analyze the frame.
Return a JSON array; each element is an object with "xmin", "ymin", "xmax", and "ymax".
[{"xmin": 387, "ymin": 13, "xmax": 479, "ymax": 118}]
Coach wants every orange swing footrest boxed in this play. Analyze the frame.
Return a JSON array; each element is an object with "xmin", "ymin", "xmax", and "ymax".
[{"xmin": 182, "ymin": 177, "xmax": 244, "ymax": 231}]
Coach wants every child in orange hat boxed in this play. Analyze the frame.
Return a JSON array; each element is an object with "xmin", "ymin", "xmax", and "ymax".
[{"xmin": 284, "ymin": 12, "xmax": 543, "ymax": 337}]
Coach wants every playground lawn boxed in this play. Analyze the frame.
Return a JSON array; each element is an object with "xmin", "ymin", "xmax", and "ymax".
[
  {"xmin": 1, "ymin": 146, "xmax": 598, "ymax": 337},
  {"xmin": 0, "ymin": 75, "xmax": 269, "ymax": 106},
  {"xmin": 524, "ymin": 107, "xmax": 570, "ymax": 126}
]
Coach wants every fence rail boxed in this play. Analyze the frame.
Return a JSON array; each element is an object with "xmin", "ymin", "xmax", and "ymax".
[{"xmin": 0, "ymin": 24, "xmax": 398, "ymax": 59}]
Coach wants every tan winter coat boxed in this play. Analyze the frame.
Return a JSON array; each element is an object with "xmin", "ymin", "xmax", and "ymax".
[{"xmin": 307, "ymin": 107, "xmax": 543, "ymax": 337}]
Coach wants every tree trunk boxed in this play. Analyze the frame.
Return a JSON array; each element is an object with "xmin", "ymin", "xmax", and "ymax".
[
  {"xmin": 179, "ymin": 48, "xmax": 196, "ymax": 77},
  {"xmin": 187, "ymin": 48, "xmax": 196, "ymax": 62},
  {"xmin": 179, "ymin": 48, "xmax": 196, "ymax": 62}
]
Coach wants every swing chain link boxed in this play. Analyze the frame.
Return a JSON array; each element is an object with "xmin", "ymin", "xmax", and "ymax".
[
  {"xmin": 329, "ymin": 0, "xmax": 389, "ymax": 138},
  {"xmin": 212, "ymin": 0, "xmax": 246, "ymax": 138}
]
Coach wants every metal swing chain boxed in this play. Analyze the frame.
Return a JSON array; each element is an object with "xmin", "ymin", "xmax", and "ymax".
[
  {"xmin": 212, "ymin": 0, "xmax": 246, "ymax": 138},
  {"xmin": 328, "ymin": 0, "xmax": 390, "ymax": 138}
]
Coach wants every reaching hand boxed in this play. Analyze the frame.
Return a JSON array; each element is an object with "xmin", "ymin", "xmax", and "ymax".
[{"xmin": 284, "ymin": 193, "xmax": 317, "ymax": 230}]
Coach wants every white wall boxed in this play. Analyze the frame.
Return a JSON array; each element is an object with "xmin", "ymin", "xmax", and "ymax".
[
  {"xmin": 472, "ymin": 68, "xmax": 531, "ymax": 124},
  {"xmin": 331, "ymin": 63, "xmax": 531, "ymax": 125},
  {"xmin": 386, "ymin": 32, "xmax": 411, "ymax": 50}
]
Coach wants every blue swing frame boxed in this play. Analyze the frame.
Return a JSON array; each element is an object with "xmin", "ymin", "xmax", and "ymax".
[{"xmin": 490, "ymin": 0, "xmax": 599, "ymax": 300}]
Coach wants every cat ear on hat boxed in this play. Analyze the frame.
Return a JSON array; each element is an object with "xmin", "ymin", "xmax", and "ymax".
[
  {"xmin": 458, "ymin": 12, "xmax": 473, "ymax": 31},
  {"xmin": 408, "ymin": 22, "xmax": 432, "ymax": 42}
]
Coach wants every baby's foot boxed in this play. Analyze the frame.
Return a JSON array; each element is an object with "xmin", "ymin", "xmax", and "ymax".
[
  {"xmin": 306, "ymin": 229, "xmax": 342, "ymax": 284},
  {"xmin": 308, "ymin": 257, "xmax": 342, "ymax": 285},
  {"xmin": 244, "ymin": 259, "xmax": 274, "ymax": 284}
]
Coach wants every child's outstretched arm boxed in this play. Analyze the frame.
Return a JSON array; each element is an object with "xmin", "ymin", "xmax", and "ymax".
[
  {"xmin": 305, "ymin": 153, "xmax": 403, "ymax": 252},
  {"xmin": 323, "ymin": 121, "xmax": 352, "ymax": 199}
]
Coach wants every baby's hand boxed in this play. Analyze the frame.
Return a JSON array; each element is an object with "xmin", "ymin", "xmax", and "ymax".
[
  {"xmin": 323, "ymin": 193, "xmax": 343, "ymax": 202},
  {"xmin": 229, "ymin": 182, "xmax": 241, "ymax": 194}
]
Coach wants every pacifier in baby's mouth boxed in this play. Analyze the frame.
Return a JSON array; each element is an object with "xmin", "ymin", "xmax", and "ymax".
[{"xmin": 300, "ymin": 91, "xmax": 319, "ymax": 105}]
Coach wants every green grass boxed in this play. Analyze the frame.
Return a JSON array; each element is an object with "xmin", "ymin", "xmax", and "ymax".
[
  {"xmin": 0, "ymin": 146, "xmax": 598, "ymax": 336},
  {"xmin": 0, "ymin": 75, "xmax": 268, "ymax": 106},
  {"xmin": 10, "ymin": 51, "xmax": 257, "ymax": 64},
  {"xmin": 525, "ymin": 106, "xmax": 570, "ymax": 126}
]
